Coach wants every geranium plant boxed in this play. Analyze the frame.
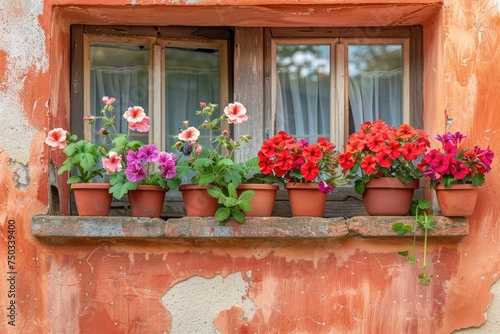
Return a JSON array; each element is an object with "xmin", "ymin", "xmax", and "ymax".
[
  {"xmin": 45, "ymin": 128, "xmax": 106, "ymax": 183},
  {"xmin": 417, "ymin": 131, "xmax": 494, "ymax": 188},
  {"xmin": 46, "ymin": 96, "xmax": 185, "ymax": 198},
  {"xmin": 173, "ymin": 102, "xmax": 254, "ymax": 223},
  {"xmin": 257, "ymin": 131, "xmax": 347, "ymax": 193},
  {"xmin": 338, "ymin": 120, "xmax": 430, "ymax": 194}
]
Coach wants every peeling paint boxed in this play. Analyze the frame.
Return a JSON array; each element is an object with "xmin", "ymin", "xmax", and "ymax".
[
  {"xmin": 7, "ymin": 159, "xmax": 30, "ymax": 192},
  {"xmin": 0, "ymin": 0, "xmax": 47, "ymax": 164},
  {"xmin": 162, "ymin": 272, "xmax": 256, "ymax": 333}
]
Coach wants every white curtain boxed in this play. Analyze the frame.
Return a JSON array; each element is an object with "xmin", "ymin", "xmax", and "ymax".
[
  {"xmin": 276, "ymin": 69, "xmax": 403, "ymax": 137},
  {"xmin": 348, "ymin": 69, "xmax": 403, "ymax": 130}
]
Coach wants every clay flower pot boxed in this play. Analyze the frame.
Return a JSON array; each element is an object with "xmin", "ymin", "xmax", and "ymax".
[
  {"xmin": 128, "ymin": 185, "xmax": 168, "ymax": 218},
  {"xmin": 362, "ymin": 177, "xmax": 419, "ymax": 216},
  {"xmin": 237, "ymin": 184, "xmax": 279, "ymax": 217},
  {"xmin": 435, "ymin": 184, "xmax": 479, "ymax": 216},
  {"xmin": 71, "ymin": 183, "xmax": 112, "ymax": 216},
  {"xmin": 284, "ymin": 182, "xmax": 326, "ymax": 217},
  {"xmin": 179, "ymin": 184, "xmax": 218, "ymax": 217}
]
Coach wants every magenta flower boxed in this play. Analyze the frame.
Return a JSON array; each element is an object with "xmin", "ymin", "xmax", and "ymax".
[
  {"xmin": 160, "ymin": 159, "xmax": 177, "ymax": 179},
  {"xmin": 125, "ymin": 163, "xmax": 147, "ymax": 182},
  {"xmin": 431, "ymin": 155, "xmax": 451, "ymax": 174},
  {"xmin": 137, "ymin": 144, "xmax": 159, "ymax": 163},
  {"xmin": 319, "ymin": 180, "xmax": 334, "ymax": 194}
]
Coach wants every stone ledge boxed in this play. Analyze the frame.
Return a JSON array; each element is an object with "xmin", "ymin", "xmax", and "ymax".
[{"xmin": 32, "ymin": 215, "xmax": 469, "ymax": 239}]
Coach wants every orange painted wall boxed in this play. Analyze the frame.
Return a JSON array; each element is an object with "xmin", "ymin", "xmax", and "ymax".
[{"xmin": 1, "ymin": 1, "xmax": 499, "ymax": 333}]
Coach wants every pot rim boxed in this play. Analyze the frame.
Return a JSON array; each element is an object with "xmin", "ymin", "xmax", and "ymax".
[
  {"xmin": 284, "ymin": 182, "xmax": 319, "ymax": 189},
  {"xmin": 435, "ymin": 183, "xmax": 479, "ymax": 190},
  {"xmin": 238, "ymin": 183, "xmax": 279, "ymax": 190},
  {"xmin": 179, "ymin": 184, "xmax": 213, "ymax": 191},
  {"xmin": 365, "ymin": 177, "xmax": 419, "ymax": 189},
  {"xmin": 133, "ymin": 184, "xmax": 168, "ymax": 192},
  {"xmin": 70, "ymin": 183, "xmax": 110, "ymax": 190}
]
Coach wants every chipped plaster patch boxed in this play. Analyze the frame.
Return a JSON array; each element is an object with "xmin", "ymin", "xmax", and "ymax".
[
  {"xmin": 7, "ymin": 159, "xmax": 30, "ymax": 192},
  {"xmin": 161, "ymin": 272, "xmax": 256, "ymax": 333},
  {"xmin": 0, "ymin": 0, "xmax": 48, "ymax": 164}
]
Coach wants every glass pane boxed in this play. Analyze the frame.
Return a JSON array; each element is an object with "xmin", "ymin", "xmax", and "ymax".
[
  {"xmin": 90, "ymin": 42, "xmax": 149, "ymax": 145},
  {"xmin": 276, "ymin": 44, "xmax": 330, "ymax": 142},
  {"xmin": 348, "ymin": 44, "xmax": 403, "ymax": 133},
  {"xmin": 165, "ymin": 46, "xmax": 220, "ymax": 149}
]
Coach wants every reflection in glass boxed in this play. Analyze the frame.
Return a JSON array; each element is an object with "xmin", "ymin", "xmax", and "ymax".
[
  {"xmin": 348, "ymin": 44, "xmax": 403, "ymax": 133},
  {"xmin": 165, "ymin": 46, "xmax": 220, "ymax": 149},
  {"xmin": 276, "ymin": 44, "xmax": 330, "ymax": 141},
  {"xmin": 90, "ymin": 42, "xmax": 149, "ymax": 144}
]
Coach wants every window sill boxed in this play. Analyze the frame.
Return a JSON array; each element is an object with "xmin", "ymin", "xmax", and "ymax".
[{"xmin": 31, "ymin": 215, "xmax": 469, "ymax": 240}]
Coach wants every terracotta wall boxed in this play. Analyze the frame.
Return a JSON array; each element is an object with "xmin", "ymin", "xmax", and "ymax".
[{"xmin": 1, "ymin": 0, "xmax": 499, "ymax": 333}]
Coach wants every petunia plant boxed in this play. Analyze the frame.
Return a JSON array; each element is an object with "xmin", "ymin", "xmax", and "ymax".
[
  {"xmin": 257, "ymin": 131, "xmax": 347, "ymax": 193},
  {"xmin": 338, "ymin": 120, "xmax": 430, "ymax": 194},
  {"xmin": 88, "ymin": 97, "xmax": 186, "ymax": 199},
  {"xmin": 417, "ymin": 131, "xmax": 494, "ymax": 188},
  {"xmin": 172, "ymin": 102, "xmax": 254, "ymax": 223}
]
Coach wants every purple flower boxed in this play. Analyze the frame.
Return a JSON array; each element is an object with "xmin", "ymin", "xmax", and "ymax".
[
  {"xmin": 319, "ymin": 180, "xmax": 334, "ymax": 194},
  {"xmin": 127, "ymin": 150, "xmax": 139, "ymax": 166},
  {"xmin": 125, "ymin": 163, "xmax": 147, "ymax": 182},
  {"xmin": 158, "ymin": 151, "xmax": 176, "ymax": 167},
  {"xmin": 298, "ymin": 138, "xmax": 309, "ymax": 148},
  {"xmin": 160, "ymin": 159, "xmax": 177, "ymax": 179},
  {"xmin": 137, "ymin": 144, "xmax": 159, "ymax": 163}
]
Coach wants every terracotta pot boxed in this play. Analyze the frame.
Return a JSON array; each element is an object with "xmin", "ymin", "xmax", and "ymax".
[
  {"xmin": 128, "ymin": 185, "xmax": 168, "ymax": 218},
  {"xmin": 284, "ymin": 182, "xmax": 326, "ymax": 217},
  {"xmin": 71, "ymin": 183, "xmax": 112, "ymax": 216},
  {"xmin": 435, "ymin": 184, "xmax": 479, "ymax": 216},
  {"xmin": 362, "ymin": 177, "xmax": 419, "ymax": 216},
  {"xmin": 179, "ymin": 184, "xmax": 218, "ymax": 217},
  {"xmin": 237, "ymin": 184, "xmax": 279, "ymax": 217}
]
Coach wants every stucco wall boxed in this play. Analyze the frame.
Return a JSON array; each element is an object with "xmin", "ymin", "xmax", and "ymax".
[{"xmin": 1, "ymin": 1, "xmax": 500, "ymax": 333}]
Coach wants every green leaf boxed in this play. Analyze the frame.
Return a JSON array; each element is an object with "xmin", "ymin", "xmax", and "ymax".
[
  {"xmin": 227, "ymin": 183, "xmax": 237, "ymax": 198},
  {"xmin": 193, "ymin": 158, "xmax": 214, "ymax": 169},
  {"xmin": 238, "ymin": 200, "xmax": 253, "ymax": 212},
  {"xmin": 354, "ymin": 179, "xmax": 366, "ymax": 195},
  {"xmin": 198, "ymin": 174, "xmax": 215, "ymax": 186},
  {"xmin": 417, "ymin": 199, "xmax": 431, "ymax": 210},
  {"xmin": 166, "ymin": 178, "xmax": 181, "ymax": 190},
  {"xmin": 398, "ymin": 250, "xmax": 409, "ymax": 257},
  {"xmin": 207, "ymin": 186, "xmax": 224, "ymax": 199},
  {"xmin": 112, "ymin": 135, "xmax": 129, "ymax": 152},
  {"xmin": 215, "ymin": 207, "xmax": 231, "ymax": 222},
  {"xmin": 392, "ymin": 222, "xmax": 412, "ymax": 235},
  {"xmin": 219, "ymin": 157, "xmax": 234, "ymax": 166},
  {"xmin": 223, "ymin": 197, "xmax": 239, "ymax": 208},
  {"xmin": 109, "ymin": 173, "xmax": 137, "ymax": 199},
  {"xmin": 239, "ymin": 190, "xmax": 255, "ymax": 202},
  {"xmin": 67, "ymin": 175, "xmax": 82, "ymax": 184},
  {"xmin": 231, "ymin": 209, "xmax": 246, "ymax": 223},
  {"xmin": 472, "ymin": 173, "xmax": 485, "ymax": 187},
  {"xmin": 407, "ymin": 256, "xmax": 416, "ymax": 264},
  {"xmin": 423, "ymin": 216, "xmax": 435, "ymax": 229},
  {"xmin": 224, "ymin": 170, "xmax": 243, "ymax": 185}
]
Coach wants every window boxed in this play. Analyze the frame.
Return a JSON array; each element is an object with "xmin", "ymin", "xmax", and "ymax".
[
  {"xmin": 267, "ymin": 27, "xmax": 421, "ymax": 149},
  {"xmin": 71, "ymin": 26, "xmax": 233, "ymax": 151},
  {"xmin": 71, "ymin": 26, "xmax": 422, "ymax": 156}
]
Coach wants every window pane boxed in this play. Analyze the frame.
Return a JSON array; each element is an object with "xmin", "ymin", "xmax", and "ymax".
[
  {"xmin": 90, "ymin": 42, "xmax": 149, "ymax": 144},
  {"xmin": 348, "ymin": 44, "xmax": 403, "ymax": 133},
  {"xmin": 165, "ymin": 46, "xmax": 220, "ymax": 149},
  {"xmin": 276, "ymin": 44, "xmax": 330, "ymax": 142}
]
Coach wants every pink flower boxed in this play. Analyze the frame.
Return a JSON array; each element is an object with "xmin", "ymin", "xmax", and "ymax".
[
  {"xmin": 45, "ymin": 128, "xmax": 67, "ymax": 150},
  {"xmin": 182, "ymin": 120, "xmax": 189, "ymax": 127},
  {"xmin": 319, "ymin": 180, "xmax": 334, "ymax": 194},
  {"xmin": 83, "ymin": 115, "xmax": 95, "ymax": 121},
  {"xmin": 102, "ymin": 151, "xmax": 122, "ymax": 174},
  {"xmin": 224, "ymin": 102, "xmax": 248, "ymax": 124},
  {"xmin": 178, "ymin": 127, "xmax": 200, "ymax": 142},
  {"xmin": 102, "ymin": 96, "xmax": 116, "ymax": 105},
  {"xmin": 123, "ymin": 106, "xmax": 146, "ymax": 124},
  {"xmin": 128, "ymin": 116, "xmax": 150, "ymax": 132}
]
